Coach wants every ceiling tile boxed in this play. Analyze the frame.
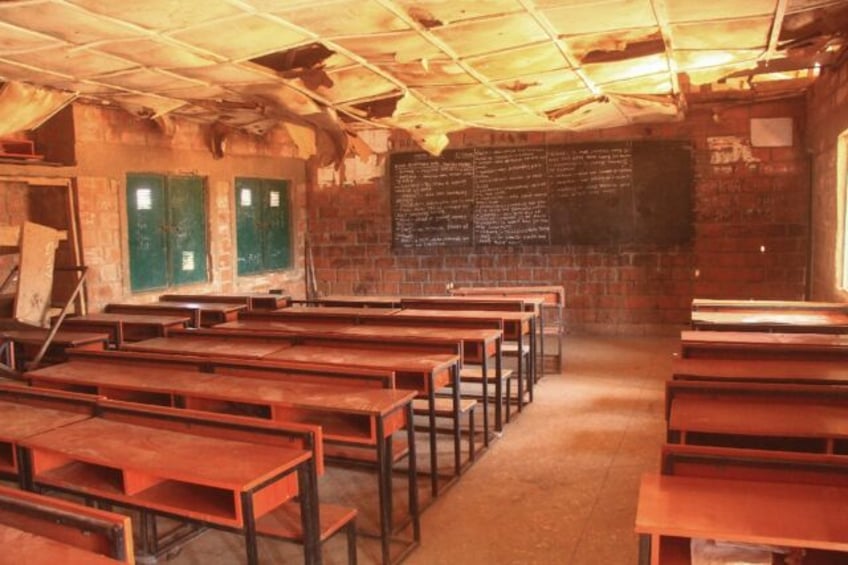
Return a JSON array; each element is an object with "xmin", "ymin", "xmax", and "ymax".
[
  {"xmin": 67, "ymin": 0, "xmax": 244, "ymax": 31},
  {"xmin": 94, "ymin": 68, "xmax": 205, "ymax": 93},
  {"xmin": 274, "ymin": 0, "xmax": 411, "ymax": 37},
  {"xmin": 332, "ymin": 31, "xmax": 445, "ymax": 62},
  {"xmin": 582, "ymin": 53, "xmax": 670, "ymax": 85},
  {"xmin": 430, "ymin": 13, "xmax": 550, "ymax": 58},
  {"xmin": 320, "ymin": 65, "xmax": 401, "ymax": 104},
  {"xmin": 665, "ymin": 0, "xmax": 777, "ymax": 23},
  {"xmin": 2, "ymin": 46, "xmax": 137, "ymax": 79},
  {"xmin": 97, "ymin": 39, "xmax": 219, "ymax": 69},
  {"xmin": 465, "ymin": 43, "xmax": 571, "ymax": 81},
  {"xmin": 167, "ymin": 14, "xmax": 308, "ymax": 60},
  {"xmin": 0, "ymin": 21, "xmax": 64, "ymax": 54},
  {"xmin": 382, "ymin": 59, "xmax": 476, "ymax": 87},
  {"xmin": 413, "ymin": 83, "xmax": 505, "ymax": 107},
  {"xmin": 494, "ymin": 69, "xmax": 586, "ymax": 100},
  {"xmin": 391, "ymin": 0, "xmax": 526, "ymax": 26},
  {"xmin": 177, "ymin": 63, "xmax": 276, "ymax": 85},
  {"xmin": 542, "ymin": 0, "xmax": 657, "ymax": 36},
  {"xmin": 0, "ymin": 2, "xmax": 141, "ymax": 44},
  {"xmin": 670, "ymin": 17, "xmax": 773, "ymax": 50},
  {"xmin": 599, "ymin": 72, "xmax": 674, "ymax": 95}
]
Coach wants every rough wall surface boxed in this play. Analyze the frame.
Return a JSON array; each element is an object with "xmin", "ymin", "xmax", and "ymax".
[
  {"xmin": 1, "ymin": 102, "xmax": 308, "ymax": 313},
  {"xmin": 310, "ymin": 99, "xmax": 810, "ymax": 334},
  {"xmin": 807, "ymin": 59, "xmax": 848, "ymax": 301}
]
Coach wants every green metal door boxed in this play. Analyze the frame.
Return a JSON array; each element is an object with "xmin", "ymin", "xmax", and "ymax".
[
  {"xmin": 263, "ymin": 180, "xmax": 291, "ymax": 270},
  {"xmin": 168, "ymin": 176, "xmax": 207, "ymax": 286},
  {"xmin": 236, "ymin": 178, "xmax": 263, "ymax": 275},
  {"xmin": 127, "ymin": 174, "xmax": 167, "ymax": 291}
]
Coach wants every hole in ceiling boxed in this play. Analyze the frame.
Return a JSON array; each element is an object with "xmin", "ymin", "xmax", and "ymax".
[
  {"xmin": 407, "ymin": 6, "xmax": 443, "ymax": 29},
  {"xmin": 250, "ymin": 42, "xmax": 335, "ymax": 90},
  {"xmin": 580, "ymin": 35, "xmax": 665, "ymax": 65},
  {"xmin": 349, "ymin": 93, "xmax": 404, "ymax": 119},
  {"xmin": 501, "ymin": 80, "xmax": 539, "ymax": 93}
]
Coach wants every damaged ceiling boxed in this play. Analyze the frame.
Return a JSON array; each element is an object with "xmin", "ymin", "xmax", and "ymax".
[{"xmin": 0, "ymin": 0, "xmax": 846, "ymax": 157}]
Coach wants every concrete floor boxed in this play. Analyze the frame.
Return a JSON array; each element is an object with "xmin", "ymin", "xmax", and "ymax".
[{"xmin": 164, "ymin": 334, "xmax": 676, "ymax": 564}]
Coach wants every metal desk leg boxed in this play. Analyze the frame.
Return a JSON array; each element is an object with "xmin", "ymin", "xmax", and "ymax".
[
  {"xmin": 428, "ymin": 385, "xmax": 438, "ymax": 498},
  {"xmin": 297, "ymin": 459, "xmax": 322, "ymax": 565},
  {"xmin": 480, "ymin": 351, "xmax": 490, "ymax": 446},
  {"xmin": 405, "ymin": 403, "xmax": 421, "ymax": 544},
  {"xmin": 376, "ymin": 419, "xmax": 392, "ymax": 565},
  {"xmin": 452, "ymin": 363, "xmax": 461, "ymax": 477}
]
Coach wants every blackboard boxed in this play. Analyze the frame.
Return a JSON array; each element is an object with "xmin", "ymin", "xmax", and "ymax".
[{"xmin": 389, "ymin": 140, "xmax": 693, "ymax": 247}]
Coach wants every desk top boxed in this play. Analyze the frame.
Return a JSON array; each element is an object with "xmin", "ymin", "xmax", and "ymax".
[
  {"xmin": 157, "ymin": 301, "xmax": 247, "ymax": 313},
  {"xmin": 0, "ymin": 399, "xmax": 91, "ymax": 441},
  {"xmin": 315, "ymin": 295, "xmax": 402, "ymax": 307},
  {"xmin": 692, "ymin": 310, "xmax": 848, "ymax": 330},
  {"xmin": 66, "ymin": 312, "xmax": 191, "ymax": 325},
  {"xmin": 29, "ymin": 360, "xmax": 417, "ymax": 417},
  {"xmin": 635, "ymin": 473, "xmax": 848, "ymax": 551},
  {"xmin": 122, "ymin": 336, "xmax": 290, "ymax": 359},
  {"xmin": 336, "ymin": 324, "xmax": 502, "ymax": 344},
  {"xmin": 393, "ymin": 308, "xmax": 533, "ymax": 324},
  {"xmin": 264, "ymin": 344, "xmax": 459, "ymax": 375},
  {"xmin": 669, "ymin": 395, "xmax": 848, "ymax": 438},
  {"xmin": 215, "ymin": 320, "xmax": 356, "ymax": 334},
  {"xmin": 23, "ymin": 417, "xmax": 310, "ymax": 491},
  {"xmin": 681, "ymin": 330, "xmax": 848, "ymax": 348},
  {"xmin": 672, "ymin": 357, "xmax": 848, "ymax": 383},
  {"xmin": 1, "ymin": 329, "xmax": 110, "ymax": 347},
  {"xmin": 273, "ymin": 306, "xmax": 400, "ymax": 316},
  {"xmin": 692, "ymin": 298, "xmax": 848, "ymax": 312},
  {"xmin": 0, "ymin": 524, "xmax": 123, "ymax": 564}
]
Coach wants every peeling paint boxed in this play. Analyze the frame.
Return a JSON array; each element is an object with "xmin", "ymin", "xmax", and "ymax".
[{"xmin": 707, "ymin": 136, "xmax": 760, "ymax": 165}]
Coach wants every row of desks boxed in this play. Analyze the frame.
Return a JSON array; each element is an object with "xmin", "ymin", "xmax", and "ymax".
[{"xmin": 636, "ymin": 298, "xmax": 848, "ymax": 564}]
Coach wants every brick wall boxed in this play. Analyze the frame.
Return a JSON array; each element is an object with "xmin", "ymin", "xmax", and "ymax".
[
  {"xmin": 807, "ymin": 58, "xmax": 848, "ymax": 301},
  {"xmin": 310, "ymin": 98, "xmax": 810, "ymax": 334}
]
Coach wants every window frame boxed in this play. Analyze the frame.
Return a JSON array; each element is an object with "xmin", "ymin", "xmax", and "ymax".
[{"xmin": 235, "ymin": 177, "xmax": 292, "ymax": 276}]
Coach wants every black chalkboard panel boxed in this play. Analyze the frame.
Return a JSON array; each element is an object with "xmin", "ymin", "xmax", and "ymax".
[{"xmin": 389, "ymin": 140, "xmax": 692, "ymax": 247}]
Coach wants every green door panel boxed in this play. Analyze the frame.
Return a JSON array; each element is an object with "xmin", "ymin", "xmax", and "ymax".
[
  {"xmin": 126, "ymin": 174, "xmax": 167, "ymax": 291},
  {"xmin": 263, "ymin": 180, "xmax": 291, "ymax": 270},
  {"xmin": 236, "ymin": 178, "xmax": 263, "ymax": 275},
  {"xmin": 167, "ymin": 176, "xmax": 207, "ymax": 286}
]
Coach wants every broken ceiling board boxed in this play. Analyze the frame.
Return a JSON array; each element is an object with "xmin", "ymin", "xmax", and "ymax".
[
  {"xmin": 0, "ymin": 1, "xmax": 141, "ymax": 45},
  {"xmin": 601, "ymin": 72, "xmax": 674, "ymax": 95},
  {"xmin": 566, "ymin": 28, "xmax": 666, "ymax": 64},
  {"xmin": 551, "ymin": 98, "xmax": 628, "ymax": 129},
  {"xmin": 413, "ymin": 83, "xmax": 507, "ymax": 107},
  {"xmin": 582, "ymin": 53, "xmax": 671, "ymax": 85},
  {"xmin": 95, "ymin": 68, "xmax": 206, "ymax": 93},
  {"xmin": 319, "ymin": 66, "xmax": 401, "ymax": 104},
  {"xmin": 673, "ymin": 49, "xmax": 763, "ymax": 74},
  {"xmin": 430, "ymin": 13, "xmax": 550, "ymax": 58},
  {"xmin": 472, "ymin": 112, "xmax": 559, "ymax": 129},
  {"xmin": 332, "ymin": 31, "xmax": 445, "ymax": 61},
  {"xmin": 442, "ymin": 101, "xmax": 536, "ymax": 121},
  {"xmin": 541, "ymin": 0, "xmax": 659, "ymax": 36},
  {"xmin": 0, "ymin": 81, "xmax": 76, "ymax": 136},
  {"xmin": 274, "ymin": 0, "xmax": 411, "ymax": 37},
  {"xmin": 670, "ymin": 17, "xmax": 773, "ymax": 50},
  {"xmin": 665, "ymin": 0, "xmax": 778, "ymax": 22},
  {"xmin": 167, "ymin": 14, "xmax": 309, "ymax": 60},
  {"xmin": 494, "ymin": 70, "xmax": 588, "ymax": 101},
  {"xmin": 464, "ymin": 43, "xmax": 573, "ymax": 80},
  {"xmin": 68, "ymin": 0, "xmax": 244, "ymax": 31},
  {"xmin": 0, "ymin": 60, "xmax": 71, "ymax": 86},
  {"xmin": 384, "ymin": 59, "xmax": 475, "ymax": 87},
  {"xmin": 176, "ymin": 64, "xmax": 276, "ymax": 86},
  {"xmin": 2, "ymin": 47, "xmax": 137, "ymax": 79},
  {"xmin": 14, "ymin": 222, "xmax": 62, "ymax": 328},
  {"xmin": 393, "ymin": 0, "xmax": 527, "ymax": 26},
  {"xmin": 111, "ymin": 93, "xmax": 186, "ymax": 118}
]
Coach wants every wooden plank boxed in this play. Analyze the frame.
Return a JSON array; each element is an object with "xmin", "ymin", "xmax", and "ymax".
[{"xmin": 14, "ymin": 222, "xmax": 64, "ymax": 327}]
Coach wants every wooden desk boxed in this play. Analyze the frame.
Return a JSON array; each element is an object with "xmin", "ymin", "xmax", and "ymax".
[
  {"xmin": 635, "ymin": 473, "xmax": 848, "ymax": 564},
  {"xmin": 667, "ymin": 384, "xmax": 848, "ymax": 454},
  {"xmin": 122, "ymin": 335, "xmax": 291, "ymax": 359},
  {"xmin": 306, "ymin": 295, "xmax": 403, "ymax": 308},
  {"xmin": 272, "ymin": 306, "xmax": 401, "ymax": 317},
  {"xmin": 0, "ymin": 484, "xmax": 133, "ymax": 563},
  {"xmin": 2, "ymin": 329, "xmax": 108, "ymax": 370},
  {"xmin": 393, "ymin": 309, "xmax": 535, "ymax": 405},
  {"xmin": 161, "ymin": 293, "xmax": 289, "ymax": 311},
  {"xmin": 672, "ymin": 357, "xmax": 848, "ymax": 385},
  {"xmin": 157, "ymin": 301, "xmax": 246, "ymax": 326},
  {"xmin": 61, "ymin": 312, "xmax": 191, "ymax": 346},
  {"xmin": 692, "ymin": 298, "xmax": 848, "ymax": 313},
  {"xmin": 26, "ymin": 360, "xmax": 419, "ymax": 565},
  {"xmin": 215, "ymin": 319, "xmax": 504, "ymax": 436},
  {"xmin": 691, "ymin": 310, "xmax": 848, "ymax": 333},
  {"xmin": 0, "ymin": 399, "xmax": 92, "ymax": 480},
  {"xmin": 21, "ymin": 417, "xmax": 318, "ymax": 565},
  {"xmin": 264, "ymin": 344, "xmax": 461, "ymax": 497},
  {"xmin": 679, "ymin": 330, "xmax": 848, "ymax": 360}
]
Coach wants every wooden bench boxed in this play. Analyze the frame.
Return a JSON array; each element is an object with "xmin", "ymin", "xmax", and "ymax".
[
  {"xmin": 0, "ymin": 484, "xmax": 134, "ymax": 563},
  {"xmin": 665, "ymin": 380, "xmax": 848, "ymax": 455},
  {"xmin": 60, "ymin": 312, "xmax": 191, "ymax": 347},
  {"xmin": 672, "ymin": 356, "xmax": 848, "ymax": 386},
  {"xmin": 679, "ymin": 329, "xmax": 848, "ymax": 360},
  {"xmin": 1, "ymin": 328, "xmax": 109, "ymax": 371},
  {"xmin": 690, "ymin": 309, "xmax": 848, "ymax": 333},
  {"xmin": 692, "ymin": 298, "xmax": 848, "ymax": 313},
  {"xmin": 106, "ymin": 303, "xmax": 202, "ymax": 329},
  {"xmin": 412, "ymin": 397, "xmax": 477, "ymax": 471}
]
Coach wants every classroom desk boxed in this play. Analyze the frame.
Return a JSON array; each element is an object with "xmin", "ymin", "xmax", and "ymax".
[
  {"xmin": 157, "ymin": 301, "xmax": 246, "ymax": 326},
  {"xmin": 215, "ymin": 319, "xmax": 505, "ymax": 437},
  {"xmin": 0, "ymin": 524, "xmax": 126, "ymax": 564},
  {"xmin": 20, "ymin": 417, "xmax": 319, "ymax": 565},
  {"xmin": 667, "ymin": 393, "xmax": 848, "ymax": 454},
  {"xmin": 672, "ymin": 357, "xmax": 848, "ymax": 385},
  {"xmin": 0, "ymin": 399, "xmax": 92, "ymax": 479},
  {"xmin": 306, "ymin": 295, "xmax": 403, "ymax": 308},
  {"xmin": 61, "ymin": 312, "xmax": 191, "ymax": 346},
  {"xmin": 393, "ymin": 308, "xmax": 536, "ymax": 404},
  {"xmin": 635, "ymin": 473, "xmax": 848, "ymax": 565},
  {"xmin": 273, "ymin": 306, "xmax": 402, "ymax": 317},
  {"xmin": 0, "ymin": 484, "xmax": 133, "ymax": 563},
  {"xmin": 679, "ymin": 330, "xmax": 848, "ymax": 360},
  {"xmin": 123, "ymin": 335, "xmax": 292, "ymax": 359},
  {"xmin": 1, "ymin": 329, "xmax": 109, "ymax": 370},
  {"xmin": 26, "ymin": 360, "xmax": 420, "ymax": 565},
  {"xmin": 692, "ymin": 298, "xmax": 848, "ymax": 313},
  {"xmin": 263, "ymin": 344, "xmax": 461, "ymax": 497},
  {"xmin": 691, "ymin": 310, "xmax": 848, "ymax": 333},
  {"xmin": 161, "ymin": 293, "xmax": 290, "ymax": 310}
]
